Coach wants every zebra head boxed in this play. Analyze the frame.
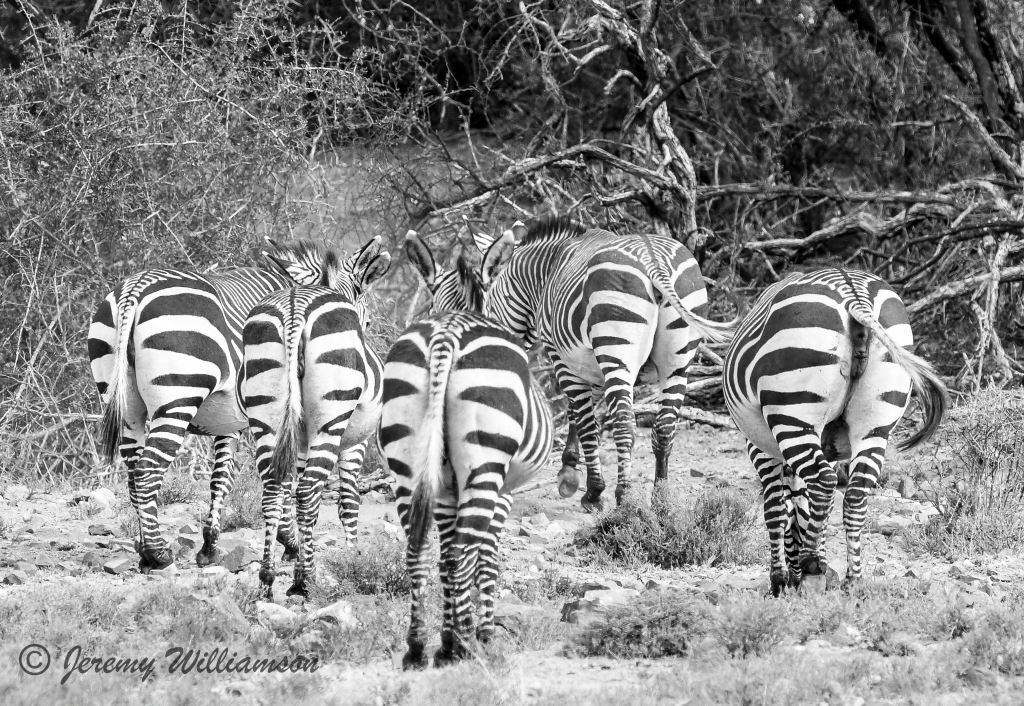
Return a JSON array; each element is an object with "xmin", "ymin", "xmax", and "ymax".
[
  {"xmin": 405, "ymin": 230, "xmax": 485, "ymax": 312},
  {"xmin": 262, "ymin": 236, "xmax": 391, "ymax": 301}
]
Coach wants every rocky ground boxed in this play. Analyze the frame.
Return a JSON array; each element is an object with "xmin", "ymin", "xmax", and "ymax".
[{"xmin": 2, "ymin": 422, "xmax": 1024, "ymax": 704}]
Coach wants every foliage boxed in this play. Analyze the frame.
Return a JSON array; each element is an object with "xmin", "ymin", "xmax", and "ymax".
[
  {"xmin": 904, "ymin": 388, "xmax": 1024, "ymax": 558},
  {"xmin": 575, "ymin": 485, "xmax": 761, "ymax": 569}
]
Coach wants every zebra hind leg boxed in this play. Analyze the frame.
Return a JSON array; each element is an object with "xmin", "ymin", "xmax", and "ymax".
[
  {"xmin": 288, "ymin": 471, "xmax": 326, "ymax": 598},
  {"xmin": 477, "ymin": 494, "xmax": 512, "ymax": 643},
  {"xmin": 557, "ymin": 421, "xmax": 581, "ymax": 498},
  {"xmin": 560, "ymin": 380, "xmax": 604, "ymax": 512},
  {"xmin": 433, "ymin": 503, "xmax": 458, "ymax": 667},
  {"xmin": 337, "ymin": 441, "xmax": 366, "ymax": 547},
  {"xmin": 197, "ymin": 435, "xmax": 238, "ymax": 567},
  {"xmin": 748, "ymin": 443, "xmax": 790, "ymax": 597},
  {"xmin": 259, "ymin": 477, "xmax": 288, "ymax": 600}
]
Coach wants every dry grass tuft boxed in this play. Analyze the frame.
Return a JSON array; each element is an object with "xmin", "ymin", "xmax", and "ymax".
[{"xmin": 574, "ymin": 485, "xmax": 761, "ymax": 568}]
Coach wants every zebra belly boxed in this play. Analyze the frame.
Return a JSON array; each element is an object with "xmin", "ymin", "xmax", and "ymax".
[
  {"xmin": 731, "ymin": 403, "xmax": 784, "ymax": 460},
  {"xmin": 189, "ymin": 390, "xmax": 247, "ymax": 435},
  {"xmin": 559, "ymin": 345, "xmax": 603, "ymax": 384}
]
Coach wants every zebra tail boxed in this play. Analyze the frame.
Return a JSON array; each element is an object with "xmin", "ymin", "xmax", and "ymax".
[
  {"xmin": 100, "ymin": 285, "xmax": 142, "ymax": 464},
  {"xmin": 843, "ymin": 302, "xmax": 949, "ymax": 451},
  {"xmin": 269, "ymin": 311, "xmax": 304, "ymax": 484},
  {"xmin": 408, "ymin": 332, "xmax": 456, "ymax": 553},
  {"xmin": 637, "ymin": 242, "xmax": 739, "ymax": 345}
]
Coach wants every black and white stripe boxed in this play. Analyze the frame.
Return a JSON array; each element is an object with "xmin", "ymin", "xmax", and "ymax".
[
  {"xmin": 723, "ymin": 268, "xmax": 948, "ymax": 596},
  {"xmin": 239, "ymin": 249, "xmax": 390, "ymax": 599},
  {"xmin": 476, "ymin": 216, "xmax": 737, "ymax": 511},
  {"xmin": 86, "ymin": 237, "xmax": 384, "ymax": 571},
  {"xmin": 380, "ymin": 311, "xmax": 554, "ymax": 668}
]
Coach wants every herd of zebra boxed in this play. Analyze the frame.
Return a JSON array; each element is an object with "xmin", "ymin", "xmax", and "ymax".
[{"xmin": 85, "ymin": 216, "xmax": 949, "ymax": 668}]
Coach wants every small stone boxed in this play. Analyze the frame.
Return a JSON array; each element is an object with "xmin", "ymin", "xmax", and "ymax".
[
  {"xmin": 200, "ymin": 566, "xmax": 229, "ymax": 577},
  {"xmin": 562, "ymin": 587, "xmax": 641, "ymax": 625},
  {"xmin": 518, "ymin": 525, "xmax": 531, "ymax": 537},
  {"xmin": 220, "ymin": 545, "xmax": 257, "ymax": 573},
  {"xmin": 88, "ymin": 524, "xmax": 115, "ymax": 537},
  {"xmin": 82, "ymin": 551, "xmax": 103, "ymax": 567},
  {"xmin": 3, "ymin": 571, "xmax": 28, "ymax": 585},
  {"xmin": 531, "ymin": 555, "xmax": 547, "ymax": 570},
  {"xmin": 897, "ymin": 476, "xmax": 917, "ymax": 500},
  {"xmin": 150, "ymin": 564, "xmax": 178, "ymax": 577},
  {"xmin": 689, "ymin": 469, "xmax": 705, "ymax": 478},
  {"xmin": 102, "ymin": 557, "xmax": 135, "ymax": 575},
  {"xmin": 529, "ymin": 512, "xmax": 550, "ymax": 528},
  {"xmin": 528, "ymin": 533, "xmax": 547, "ymax": 546},
  {"xmin": 176, "ymin": 534, "xmax": 198, "ymax": 550},
  {"xmin": 179, "ymin": 523, "xmax": 199, "ymax": 535},
  {"xmin": 14, "ymin": 561, "xmax": 37, "ymax": 574},
  {"xmin": 309, "ymin": 600, "xmax": 357, "ymax": 629},
  {"xmin": 88, "ymin": 488, "xmax": 117, "ymax": 511},
  {"xmin": 256, "ymin": 601, "xmax": 299, "ymax": 630},
  {"xmin": 4, "ymin": 484, "xmax": 31, "ymax": 502}
]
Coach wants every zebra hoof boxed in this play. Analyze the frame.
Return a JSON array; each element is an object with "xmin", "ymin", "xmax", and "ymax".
[
  {"xmin": 139, "ymin": 547, "xmax": 174, "ymax": 573},
  {"xmin": 801, "ymin": 555, "xmax": 827, "ymax": 576},
  {"xmin": 195, "ymin": 546, "xmax": 223, "ymax": 568},
  {"xmin": 769, "ymin": 570, "xmax": 788, "ymax": 598},
  {"xmin": 432, "ymin": 647, "xmax": 462, "ymax": 668},
  {"xmin": 580, "ymin": 492, "xmax": 604, "ymax": 514},
  {"xmin": 557, "ymin": 467, "xmax": 579, "ymax": 498},
  {"xmin": 286, "ymin": 581, "xmax": 309, "ymax": 599},
  {"xmin": 281, "ymin": 545, "xmax": 299, "ymax": 562},
  {"xmin": 402, "ymin": 650, "xmax": 428, "ymax": 671}
]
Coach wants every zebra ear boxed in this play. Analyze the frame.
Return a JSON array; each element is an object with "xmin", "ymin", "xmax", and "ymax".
[
  {"xmin": 352, "ymin": 235, "xmax": 383, "ymax": 273},
  {"xmin": 360, "ymin": 252, "xmax": 392, "ymax": 290},
  {"xmin": 404, "ymin": 231, "xmax": 437, "ymax": 287},
  {"xmin": 264, "ymin": 252, "xmax": 318, "ymax": 285},
  {"xmin": 510, "ymin": 221, "xmax": 527, "ymax": 242},
  {"xmin": 481, "ymin": 230, "xmax": 515, "ymax": 285},
  {"xmin": 462, "ymin": 214, "xmax": 494, "ymax": 253}
]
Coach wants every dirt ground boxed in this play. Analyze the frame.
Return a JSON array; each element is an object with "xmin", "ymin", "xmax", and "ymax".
[{"xmin": 2, "ymin": 421, "xmax": 1023, "ymax": 705}]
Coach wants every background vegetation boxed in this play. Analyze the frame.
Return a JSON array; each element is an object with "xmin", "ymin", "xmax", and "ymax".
[{"xmin": 3, "ymin": 0, "xmax": 1024, "ymax": 482}]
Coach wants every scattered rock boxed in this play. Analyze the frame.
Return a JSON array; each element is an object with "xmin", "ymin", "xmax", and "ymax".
[
  {"xmin": 150, "ymin": 564, "xmax": 178, "ymax": 577},
  {"xmin": 518, "ymin": 525, "xmax": 531, "ymax": 538},
  {"xmin": 179, "ymin": 523, "xmax": 199, "ymax": 535},
  {"xmin": 256, "ymin": 601, "xmax": 299, "ymax": 630},
  {"xmin": 689, "ymin": 469, "xmax": 705, "ymax": 478},
  {"xmin": 363, "ymin": 490, "xmax": 388, "ymax": 505},
  {"xmin": 14, "ymin": 561, "xmax": 37, "ymax": 574},
  {"xmin": 88, "ymin": 488, "xmax": 117, "ymax": 512},
  {"xmin": 959, "ymin": 666, "xmax": 999, "ymax": 689},
  {"xmin": 220, "ymin": 545, "xmax": 258, "ymax": 573},
  {"xmin": 3, "ymin": 571, "xmax": 28, "ymax": 585},
  {"xmin": 309, "ymin": 600, "xmax": 358, "ymax": 629},
  {"xmin": 102, "ymin": 557, "xmax": 135, "ymax": 575},
  {"xmin": 200, "ymin": 566, "xmax": 229, "ymax": 577},
  {"xmin": 896, "ymin": 476, "xmax": 917, "ymax": 500},
  {"xmin": 88, "ymin": 524, "xmax": 115, "ymax": 537},
  {"xmin": 4, "ymin": 484, "xmax": 31, "ymax": 502},
  {"xmin": 177, "ymin": 534, "xmax": 199, "ymax": 550},
  {"xmin": 528, "ymin": 512, "xmax": 550, "ymax": 528},
  {"xmin": 561, "ymin": 588, "xmax": 640, "ymax": 624},
  {"xmin": 82, "ymin": 551, "xmax": 103, "ymax": 567},
  {"xmin": 871, "ymin": 515, "xmax": 914, "ymax": 536}
]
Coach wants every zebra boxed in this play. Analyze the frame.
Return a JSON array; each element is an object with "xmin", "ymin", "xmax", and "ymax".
[
  {"xmin": 722, "ymin": 268, "xmax": 948, "ymax": 596},
  {"xmin": 379, "ymin": 308, "xmax": 554, "ymax": 668},
  {"xmin": 87, "ymin": 237, "xmax": 386, "ymax": 571},
  {"xmin": 239, "ymin": 245, "xmax": 391, "ymax": 599},
  {"xmin": 475, "ymin": 216, "xmax": 737, "ymax": 511},
  {"xmin": 404, "ymin": 228, "xmax": 485, "ymax": 313}
]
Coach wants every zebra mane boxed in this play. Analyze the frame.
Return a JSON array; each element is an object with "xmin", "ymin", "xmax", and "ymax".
[
  {"xmin": 516, "ymin": 215, "xmax": 585, "ymax": 245},
  {"xmin": 268, "ymin": 238, "xmax": 327, "ymax": 263},
  {"xmin": 455, "ymin": 250, "xmax": 485, "ymax": 311}
]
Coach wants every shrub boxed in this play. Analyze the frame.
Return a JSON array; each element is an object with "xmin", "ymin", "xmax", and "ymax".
[
  {"xmin": 574, "ymin": 485, "xmax": 761, "ymax": 568},
  {"xmin": 572, "ymin": 594, "xmax": 711, "ymax": 659},
  {"xmin": 904, "ymin": 388, "xmax": 1024, "ymax": 558},
  {"xmin": 315, "ymin": 536, "xmax": 410, "ymax": 599}
]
